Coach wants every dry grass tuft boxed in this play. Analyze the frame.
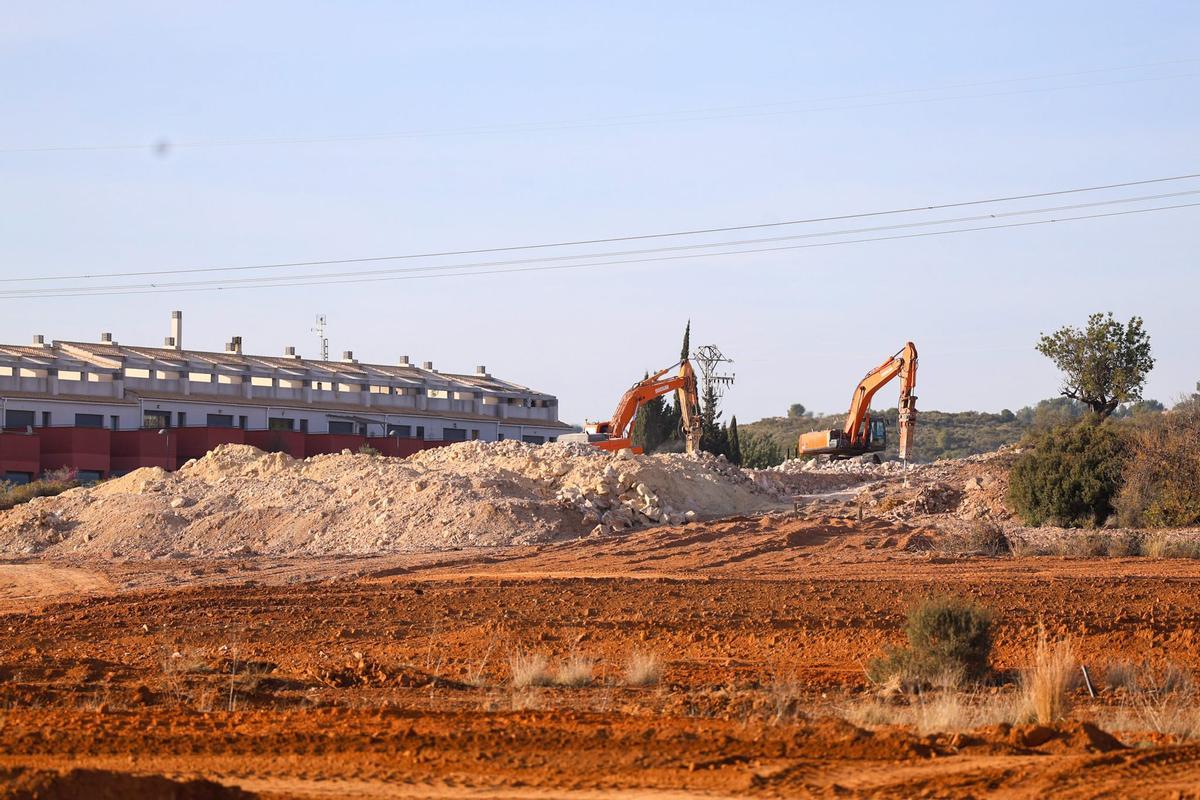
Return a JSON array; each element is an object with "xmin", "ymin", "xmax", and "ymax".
[
  {"xmin": 1099, "ymin": 662, "xmax": 1200, "ymax": 739},
  {"xmin": 843, "ymin": 689, "xmax": 1023, "ymax": 733},
  {"xmin": 1144, "ymin": 532, "xmax": 1200, "ymax": 560},
  {"xmin": 554, "ymin": 654, "xmax": 595, "ymax": 687},
  {"xmin": 508, "ymin": 652, "xmax": 552, "ymax": 688},
  {"xmin": 1104, "ymin": 660, "xmax": 1140, "ymax": 692},
  {"xmin": 768, "ymin": 675, "xmax": 804, "ymax": 723},
  {"xmin": 1021, "ymin": 631, "xmax": 1076, "ymax": 724},
  {"xmin": 624, "ymin": 650, "xmax": 663, "ymax": 687}
]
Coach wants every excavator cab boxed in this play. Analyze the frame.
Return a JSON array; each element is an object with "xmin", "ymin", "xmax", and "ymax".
[{"xmin": 866, "ymin": 418, "xmax": 887, "ymax": 451}]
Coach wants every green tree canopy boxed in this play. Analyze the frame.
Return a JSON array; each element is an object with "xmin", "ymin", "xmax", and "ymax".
[
  {"xmin": 727, "ymin": 416, "xmax": 742, "ymax": 465},
  {"xmin": 1036, "ymin": 312, "xmax": 1154, "ymax": 419},
  {"xmin": 787, "ymin": 403, "xmax": 810, "ymax": 418}
]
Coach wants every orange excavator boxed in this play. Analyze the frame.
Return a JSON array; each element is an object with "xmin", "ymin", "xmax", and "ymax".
[
  {"xmin": 798, "ymin": 342, "xmax": 918, "ymax": 462},
  {"xmin": 561, "ymin": 360, "xmax": 702, "ymax": 455}
]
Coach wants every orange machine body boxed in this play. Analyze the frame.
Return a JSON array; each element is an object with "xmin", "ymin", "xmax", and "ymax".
[
  {"xmin": 798, "ymin": 342, "xmax": 918, "ymax": 461},
  {"xmin": 566, "ymin": 360, "xmax": 702, "ymax": 454}
]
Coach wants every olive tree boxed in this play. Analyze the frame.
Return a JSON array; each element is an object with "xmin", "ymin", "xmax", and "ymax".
[{"xmin": 1036, "ymin": 312, "xmax": 1154, "ymax": 419}]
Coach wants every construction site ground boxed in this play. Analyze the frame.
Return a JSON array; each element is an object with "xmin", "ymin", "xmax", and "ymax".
[{"xmin": 5, "ymin": 508, "xmax": 1200, "ymax": 798}]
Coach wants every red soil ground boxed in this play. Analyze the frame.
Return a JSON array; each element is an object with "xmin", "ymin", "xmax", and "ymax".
[{"xmin": 3, "ymin": 513, "xmax": 1200, "ymax": 798}]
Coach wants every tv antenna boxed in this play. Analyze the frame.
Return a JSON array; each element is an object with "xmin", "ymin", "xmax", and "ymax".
[
  {"xmin": 311, "ymin": 314, "xmax": 329, "ymax": 361},
  {"xmin": 691, "ymin": 344, "xmax": 735, "ymax": 399}
]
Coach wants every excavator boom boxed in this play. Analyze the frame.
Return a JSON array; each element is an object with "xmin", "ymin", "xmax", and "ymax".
[
  {"xmin": 798, "ymin": 342, "xmax": 918, "ymax": 461},
  {"xmin": 562, "ymin": 360, "xmax": 702, "ymax": 455}
]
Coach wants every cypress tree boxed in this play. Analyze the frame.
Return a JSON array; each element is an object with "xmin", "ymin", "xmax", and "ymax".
[
  {"xmin": 680, "ymin": 319, "xmax": 691, "ymax": 363},
  {"xmin": 728, "ymin": 416, "xmax": 742, "ymax": 465},
  {"xmin": 700, "ymin": 381, "xmax": 726, "ymax": 456}
]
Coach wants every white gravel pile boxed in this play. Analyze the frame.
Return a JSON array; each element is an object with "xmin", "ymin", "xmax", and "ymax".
[{"xmin": 0, "ymin": 441, "xmax": 782, "ymax": 558}]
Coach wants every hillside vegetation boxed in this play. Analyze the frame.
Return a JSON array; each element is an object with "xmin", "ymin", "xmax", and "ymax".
[{"xmin": 739, "ymin": 398, "xmax": 1164, "ymax": 464}]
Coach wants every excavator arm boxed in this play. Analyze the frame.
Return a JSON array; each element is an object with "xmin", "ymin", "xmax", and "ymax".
[
  {"xmin": 799, "ymin": 342, "xmax": 918, "ymax": 461},
  {"xmin": 570, "ymin": 360, "xmax": 702, "ymax": 455}
]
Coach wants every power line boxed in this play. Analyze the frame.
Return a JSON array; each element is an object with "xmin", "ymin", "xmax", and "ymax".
[
  {"xmin": 3, "ymin": 189, "xmax": 1195, "ymax": 296},
  {"xmin": 6, "ymin": 201, "xmax": 1196, "ymax": 300},
  {"xmin": 2, "ymin": 58, "xmax": 1197, "ymax": 155},
  {"xmin": 4, "ymin": 171, "xmax": 1199, "ymax": 285}
]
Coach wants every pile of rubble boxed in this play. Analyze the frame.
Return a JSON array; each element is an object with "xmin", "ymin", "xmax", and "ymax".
[{"xmin": 0, "ymin": 442, "xmax": 783, "ymax": 559}]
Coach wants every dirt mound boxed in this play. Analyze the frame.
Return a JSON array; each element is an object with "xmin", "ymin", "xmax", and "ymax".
[
  {"xmin": 0, "ymin": 767, "xmax": 254, "ymax": 799},
  {"xmin": 0, "ymin": 442, "xmax": 781, "ymax": 558},
  {"xmin": 844, "ymin": 448, "xmax": 1018, "ymax": 524}
]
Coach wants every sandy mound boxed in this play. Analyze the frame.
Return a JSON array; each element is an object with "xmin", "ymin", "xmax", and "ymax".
[{"xmin": 0, "ymin": 442, "xmax": 782, "ymax": 559}]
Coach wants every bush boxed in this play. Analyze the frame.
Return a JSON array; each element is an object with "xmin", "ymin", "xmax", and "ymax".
[
  {"xmin": 1143, "ymin": 532, "xmax": 1200, "ymax": 559},
  {"xmin": 738, "ymin": 430, "xmax": 786, "ymax": 469},
  {"xmin": 869, "ymin": 597, "xmax": 994, "ymax": 685},
  {"xmin": 965, "ymin": 521, "xmax": 1011, "ymax": 556},
  {"xmin": 938, "ymin": 521, "xmax": 1011, "ymax": 557},
  {"xmin": 1114, "ymin": 405, "xmax": 1200, "ymax": 528},
  {"xmin": 0, "ymin": 472, "xmax": 79, "ymax": 511},
  {"xmin": 357, "ymin": 443, "xmax": 380, "ymax": 456},
  {"xmin": 1008, "ymin": 421, "xmax": 1128, "ymax": 527}
]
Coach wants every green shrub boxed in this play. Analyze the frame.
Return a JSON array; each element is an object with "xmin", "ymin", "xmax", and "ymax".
[
  {"xmin": 357, "ymin": 443, "xmax": 380, "ymax": 456},
  {"xmin": 1008, "ymin": 421, "xmax": 1128, "ymax": 527},
  {"xmin": 869, "ymin": 597, "xmax": 994, "ymax": 685}
]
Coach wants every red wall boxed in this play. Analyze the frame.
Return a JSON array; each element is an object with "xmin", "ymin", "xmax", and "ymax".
[
  {"xmin": 174, "ymin": 427, "xmax": 246, "ymax": 465},
  {"xmin": 1, "ymin": 427, "xmax": 454, "ymax": 480},
  {"xmin": 304, "ymin": 433, "xmax": 367, "ymax": 457},
  {"xmin": 0, "ymin": 433, "xmax": 41, "ymax": 478},
  {"xmin": 111, "ymin": 429, "xmax": 177, "ymax": 473},
  {"xmin": 244, "ymin": 430, "xmax": 307, "ymax": 458},
  {"xmin": 39, "ymin": 427, "xmax": 111, "ymax": 475}
]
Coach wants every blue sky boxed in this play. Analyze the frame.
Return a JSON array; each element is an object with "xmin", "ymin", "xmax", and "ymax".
[{"xmin": 2, "ymin": 2, "xmax": 1198, "ymax": 423}]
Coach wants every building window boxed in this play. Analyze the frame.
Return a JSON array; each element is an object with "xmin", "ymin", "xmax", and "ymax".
[
  {"xmin": 443, "ymin": 428, "xmax": 467, "ymax": 442},
  {"xmin": 206, "ymin": 413, "xmax": 235, "ymax": 428},
  {"xmin": 74, "ymin": 413, "xmax": 104, "ymax": 428},
  {"xmin": 4, "ymin": 472, "xmax": 33, "ymax": 485},
  {"xmin": 178, "ymin": 412, "xmax": 187, "ymax": 427},
  {"xmin": 299, "ymin": 419, "xmax": 309, "ymax": 433},
  {"xmin": 75, "ymin": 470, "xmax": 103, "ymax": 485},
  {"xmin": 522, "ymin": 435, "xmax": 546, "ymax": 444},
  {"xmin": 471, "ymin": 429, "xmax": 480, "ymax": 440},
  {"xmin": 498, "ymin": 433, "xmax": 505, "ymax": 441},
  {"xmin": 238, "ymin": 415, "xmax": 248, "ymax": 430},
  {"xmin": 269, "ymin": 417, "xmax": 294, "ymax": 432},
  {"xmin": 415, "ymin": 425, "xmax": 424, "ymax": 439},
  {"xmin": 110, "ymin": 415, "xmax": 120, "ymax": 431},
  {"xmin": 41, "ymin": 411, "xmax": 51, "ymax": 428},
  {"xmin": 387, "ymin": 424, "xmax": 412, "ymax": 438},
  {"xmin": 143, "ymin": 410, "xmax": 170, "ymax": 429},
  {"xmin": 4, "ymin": 410, "xmax": 34, "ymax": 430},
  {"xmin": 327, "ymin": 421, "xmax": 354, "ymax": 434}
]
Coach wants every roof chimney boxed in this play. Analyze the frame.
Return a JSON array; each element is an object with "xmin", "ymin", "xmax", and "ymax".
[
  {"xmin": 341, "ymin": 350, "xmax": 356, "ymax": 363},
  {"xmin": 476, "ymin": 365, "xmax": 488, "ymax": 376},
  {"xmin": 100, "ymin": 332, "xmax": 113, "ymax": 344},
  {"xmin": 170, "ymin": 311, "xmax": 182, "ymax": 351},
  {"xmin": 421, "ymin": 360, "xmax": 434, "ymax": 371},
  {"xmin": 284, "ymin": 346, "xmax": 297, "ymax": 358},
  {"xmin": 398, "ymin": 355, "xmax": 410, "ymax": 366},
  {"xmin": 32, "ymin": 334, "xmax": 45, "ymax": 346},
  {"xmin": 226, "ymin": 336, "xmax": 243, "ymax": 355},
  {"xmin": 164, "ymin": 336, "xmax": 176, "ymax": 347}
]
